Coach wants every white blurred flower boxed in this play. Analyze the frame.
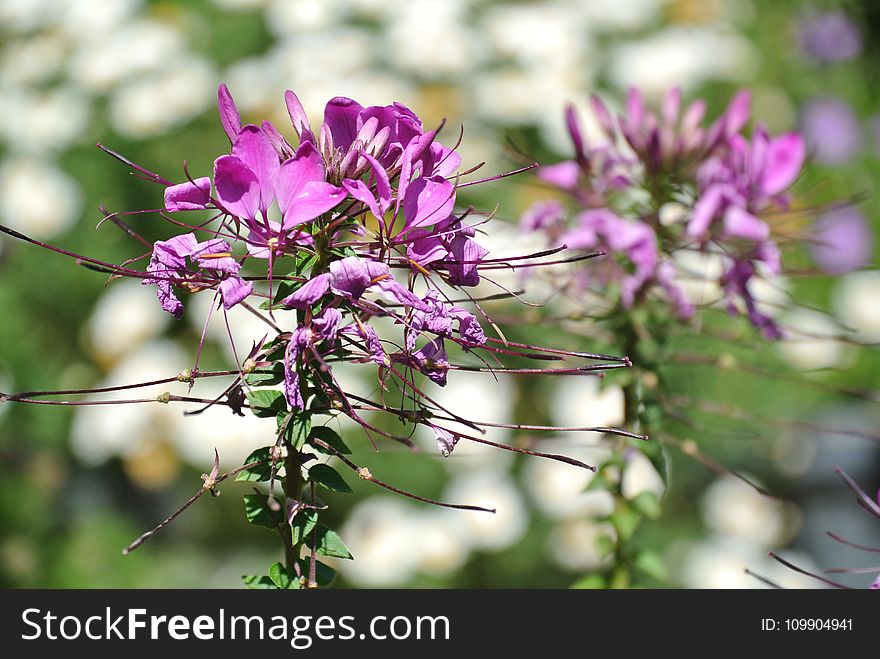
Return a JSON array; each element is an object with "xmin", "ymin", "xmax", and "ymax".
[
  {"xmin": 670, "ymin": 249, "xmax": 725, "ymax": 306},
  {"xmin": 188, "ymin": 292, "xmax": 271, "ymax": 365},
  {"xmin": 264, "ymin": 0, "xmax": 347, "ymax": 37},
  {"xmin": 88, "ymin": 278, "xmax": 170, "ymax": 364},
  {"xmin": 676, "ymin": 537, "xmax": 824, "ymax": 589},
  {"xmin": 108, "ymin": 58, "xmax": 215, "ymax": 138},
  {"xmin": 524, "ymin": 442, "xmax": 614, "ymax": 520},
  {"xmin": 548, "ymin": 519, "xmax": 617, "ymax": 571},
  {"xmin": 212, "ymin": 0, "xmax": 269, "ymax": 9},
  {"xmin": 70, "ymin": 340, "xmax": 189, "ymax": 466},
  {"xmin": 443, "ymin": 470, "xmax": 528, "ymax": 551},
  {"xmin": 427, "ymin": 371, "xmax": 514, "ymax": 471},
  {"xmin": 701, "ymin": 475, "xmax": 788, "ymax": 548},
  {"xmin": 0, "ymin": 86, "xmax": 90, "ymax": 153},
  {"xmin": 608, "ymin": 27, "xmax": 756, "ymax": 96},
  {"xmin": 775, "ymin": 308, "xmax": 851, "ymax": 371},
  {"xmin": 621, "ymin": 449, "xmax": 665, "ymax": 500},
  {"xmin": 550, "ymin": 377, "xmax": 625, "ymax": 429},
  {"xmin": 482, "ymin": 3, "xmax": 590, "ymax": 69},
  {"xmin": 273, "ymin": 29, "xmax": 376, "ymax": 88},
  {"xmin": 56, "ymin": 0, "xmax": 143, "ymax": 40},
  {"xmin": 0, "ymin": 33, "xmax": 68, "ymax": 86},
  {"xmin": 833, "ymin": 271, "xmax": 880, "ymax": 343},
  {"xmin": 0, "ymin": 157, "xmax": 82, "ymax": 238},
  {"xmin": 338, "ymin": 497, "xmax": 422, "ymax": 587},
  {"xmin": 385, "ymin": 0, "xmax": 482, "ymax": 77},
  {"xmin": 571, "ymin": 0, "xmax": 665, "ymax": 32},
  {"xmin": 68, "ymin": 18, "xmax": 185, "ymax": 93},
  {"xmin": 0, "ymin": 0, "xmax": 59, "ymax": 32},
  {"xmin": 413, "ymin": 510, "xmax": 471, "ymax": 576}
]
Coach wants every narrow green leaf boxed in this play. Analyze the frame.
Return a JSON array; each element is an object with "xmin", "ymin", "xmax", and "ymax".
[
  {"xmin": 308, "ymin": 463, "xmax": 352, "ymax": 493},
  {"xmin": 243, "ymin": 494, "xmax": 277, "ymax": 529},
  {"xmin": 571, "ymin": 574, "xmax": 605, "ymax": 589},
  {"xmin": 284, "ymin": 413, "xmax": 311, "ymax": 451},
  {"xmin": 631, "ymin": 491, "xmax": 661, "ymax": 520},
  {"xmin": 309, "ymin": 425, "xmax": 351, "ymax": 455},
  {"xmin": 247, "ymin": 390, "xmax": 287, "ymax": 418},
  {"xmin": 634, "ymin": 549, "xmax": 667, "ymax": 582}
]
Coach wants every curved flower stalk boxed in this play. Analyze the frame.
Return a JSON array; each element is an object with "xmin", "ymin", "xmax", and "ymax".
[
  {"xmin": 520, "ymin": 87, "xmax": 879, "ymax": 588},
  {"xmin": 0, "ymin": 84, "xmax": 638, "ymax": 589}
]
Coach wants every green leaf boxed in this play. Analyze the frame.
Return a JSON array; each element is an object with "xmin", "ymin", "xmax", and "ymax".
[
  {"xmin": 309, "ymin": 425, "xmax": 351, "ymax": 455},
  {"xmin": 297, "ymin": 558, "xmax": 337, "ymax": 587},
  {"xmin": 313, "ymin": 525, "xmax": 353, "ymax": 559},
  {"xmin": 268, "ymin": 562, "xmax": 300, "ymax": 589},
  {"xmin": 308, "ymin": 463, "xmax": 352, "ymax": 493},
  {"xmin": 610, "ymin": 504, "xmax": 641, "ymax": 542},
  {"xmin": 290, "ymin": 510, "xmax": 319, "ymax": 546},
  {"xmin": 236, "ymin": 447, "xmax": 275, "ymax": 482},
  {"xmin": 243, "ymin": 494, "xmax": 278, "ymax": 530},
  {"xmin": 571, "ymin": 574, "xmax": 605, "ymax": 589},
  {"xmin": 242, "ymin": 575, "xmax": 278, "ymax": 589},
  {"xmin": 634, "ymin": 549, "xmax": 667, "ymax": 582},
  {"xmin": 247, "ymin": 389, "xmax": 287, "ymax": 418},
  {"xmin": 631, "ymin": 491, "xmax": 661, "ymax": 520},
  {"xmin": 283, "ymin": 413, "xmax": 311, "ymax": 451},
  {"xmin": 594, "ymin": 533, "xmax": 616, "ymax": 558},
  {"xmin": 244, "ymin": 363, "xmax": 285, "ymax": 387}
]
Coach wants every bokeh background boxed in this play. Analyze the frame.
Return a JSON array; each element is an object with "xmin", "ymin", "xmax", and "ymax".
[{"xmin": 1, "ymin": 0, "xmax": 878, "ymax": 588}]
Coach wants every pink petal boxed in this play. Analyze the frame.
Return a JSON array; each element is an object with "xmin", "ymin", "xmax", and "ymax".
[
  {"xmin": 402, "ymin": 176, "xmax": 456, "ymax": 230},
  {"xmin": 164, "ymin": 177, "xmax": 211, "ymax": 211},
  {"xmin": 231, "ymin": 125, "xmax": 280, "ymax": 213},
  {"xmin": 282, "ymin": 273, "xmax": 331, "ymax": 309},
  {"xmin": 217, "ymin": 84, "xmax": 241, "ymax": 144},
  {"xmin": 323, "ymin": 96, "xmax": 364, "ymax": 152},
  {"xmin": 723, "ymin": 205, "xmax": 770, "ymax": 241},
  {"xmin": 219, "ymin": 276, "xmax": 252, "ymax": 309},
  {"xmin": 213, "ymin": 155, "xmax": 260, "ymax": 220},
  {"xmin": 285, "ymin": 89, "xmax": 311, "ymax": 141},
  {"xmin": 537, "ymin": 161, "xmax": 579, "ymax": 190},
  {"xmin": 762, "ymin": 132, "xmax": 805, "ymax": 197}
]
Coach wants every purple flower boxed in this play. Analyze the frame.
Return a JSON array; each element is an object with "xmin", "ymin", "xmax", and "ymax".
[
  {"xmin": 406, "ymin": 290, "xmax": 486, "ymax": 351},
  {"xmin": 799, "ymin": 11, "xmax": 862, "ymax": 63},
  {"xmin": 800, "ymin": 98, "xmax": 861, "ymax": 165},
  {"xmin": 164, "ymin": 177, "xmax": 212, "ymax": 212},
  {"xmin": 408, "ymin": 337, "xmax": 449, "ymax": 386},
  {"xmin": 721, "ymin": 260, "xmax": 783, "ymax": 339},
  {"xmin": 283, "ymin": 256, "xmax": 425, "ymax": 311},
  {"xmin": 340, "ymin": 322, "xmax": 387, "ymax": 366},
  {"xmin": 689, "ymin": 126, "xmax": 805, "ymax": 244},
  {"xmin": 143, "ymin": 232, "xmax": 252, "ymax": 318},
  {"xmin": 213, "ymin": 129, "xmax": 345, "ymax": 235},
  {"xmin": 810, "ymin": 207, "xmax": 874, "ymax": 274}
]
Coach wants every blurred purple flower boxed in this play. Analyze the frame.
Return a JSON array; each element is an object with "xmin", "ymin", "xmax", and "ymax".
[
  {"xmin": 810, "ymin": 207, "xmax": 874, "ymax": 274},
  {"xmin": 800, "ymin": 98, "xmax": 861, "ymax": 165},
  {"xmin": 798, "ymin": 11, "xmax": 862, "ymax": 63}
]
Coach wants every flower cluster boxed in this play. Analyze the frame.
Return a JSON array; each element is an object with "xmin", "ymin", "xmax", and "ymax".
[
  {"xmin": 523, "ymin": 87, "xmax": 806, "ymax": 338},
  {"xmin": 0, "ymin": 84, "xmax": 634, "ymax": 588}
]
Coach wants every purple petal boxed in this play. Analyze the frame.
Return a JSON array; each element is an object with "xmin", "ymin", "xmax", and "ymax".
[
  {"xmin": 282, "ymin": 272, "xmax": 331, "ymax": 309},
  {"xmin": 191, "ymin": 237, "xmax": 240, "ymax": 274},
  {"xmin": 723, "ymin": 206, "xmax": 769, "ymax": 241},
  {"xmin": 402, "ymin": 175, "xmax": 456, "ymax": 230},
  {"xmin": 261, "ymin": 120, "xmax": 295, "ymax": 160},
  {"xmin": 565, "ymin": 103, "xmax": 586, "ymax": 160},
  {"xmin": 323, "ymin": 97, "xmax": 364, "ymax": 153},
  {"xmin": 164, "ymin": 177, "xmax": 211, "ymax": 212},
  {"xmin": 284, "ymin": 336, "xmax": 305, "ymax": 410},
  {"xmin": 231, "ymin": 125, "xmax": 280, "ymax": 213},
  {"xmin": 152, "ymin": 279, "xmax": 184, "ymax": 319},
  {"xmin": 219, "ymin": 276, "xmax": 252, "ymax": 309},
  {"xmin": 590, "ymin": 94, "xmax": 615, "ymax": 136},
  {"xmin": 217, "ymin": 84, "xmax": 241, "ymax": 144},
  {"xmin": 373, "ymin": 277, "xmax": 425, "ymax": 309},
  {"xmin": 688, "ymin": 185, "xmax": 725, "ymax": 238},
  {"xmin": 285, "ymin": 89, "xmax": 311, "ymax": 141},
  {"xmin": 313, "ymin": 307, "xmax": 342, "ymax": 343},
  {"xmin": 407, "ymin": 231, "xmax": 448, "ymax": 266},
  {"xmin": 762, "ymin": 132, "xmax": 805, "ymax": 197},
  {"xmin": 445, "ymin": 233, "xmax": 489, "ymax": 287},
  {"xmin": 537, "ymin": 161, "xmax": 579, "ymax": 190},
  {"xmin": 213, "ymin": 155, "xmax": 260, "ymax": 220},
  {"xmin": 277, "ymin": 142, "xmax": 345, "ymax": 229}
]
